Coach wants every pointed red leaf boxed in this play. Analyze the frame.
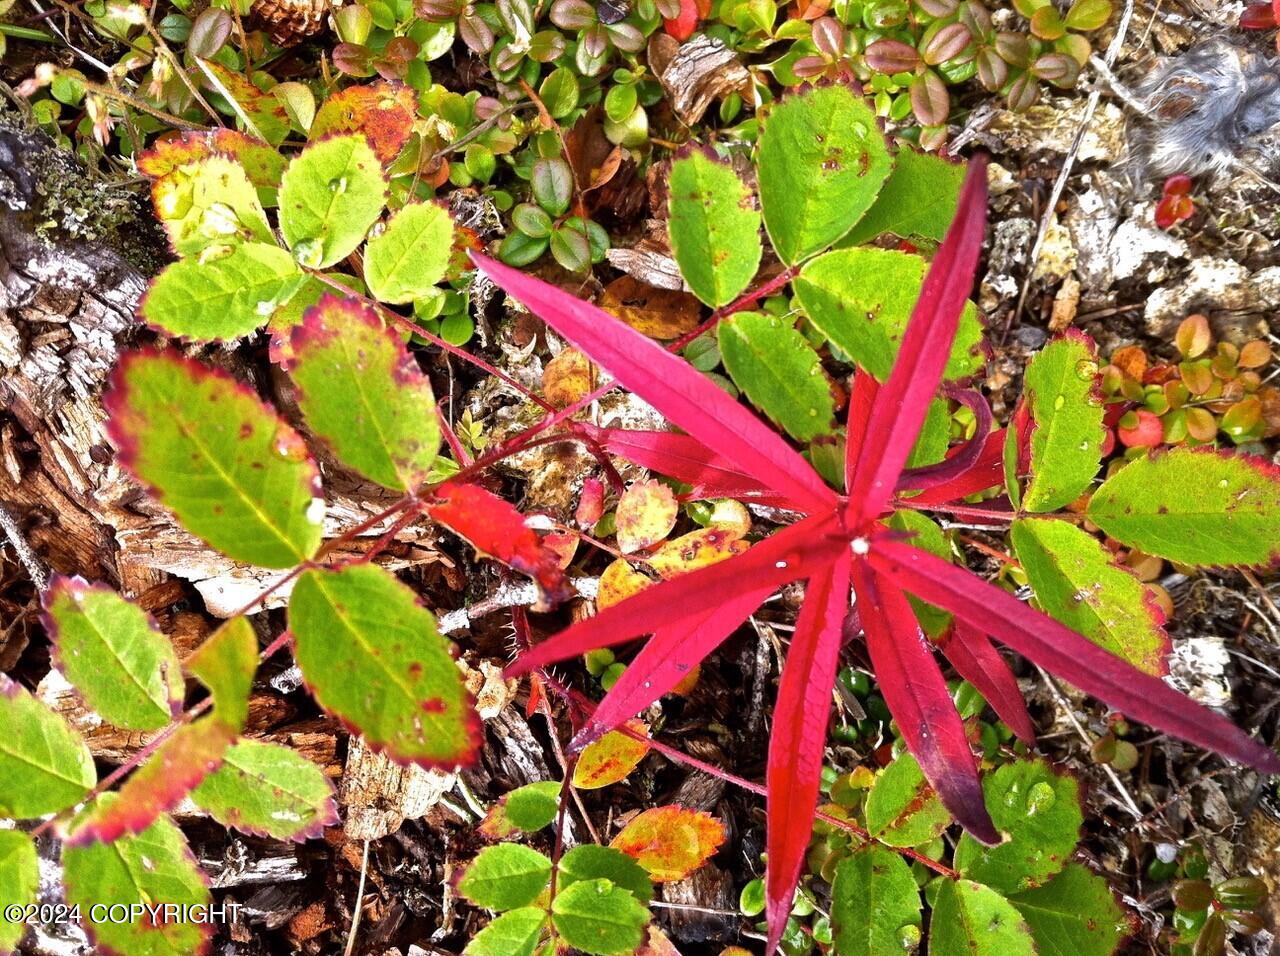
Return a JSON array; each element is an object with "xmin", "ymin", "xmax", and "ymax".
[
  {"xmin": 850, "ymin": 558, "xmax": 998, "ymax": 843},
  {"xmin": 847, "ymin": 158, "xmax": 988, "ymax": 526},
  {"xmin": 509, "ymin": 512, "xmax": 844, "ymax": 675},
  {"xmin": 844, "ymin": 370, "xmax": 880, "ymax": 493},
  {"xmin": 426, "ymin": 482, "xmax": 571, "ymax": 603},
  {"xmin": 897, "ymin": 388, "xmax": 993, "ymax": 492},
  {"xmin": 868, "ymin": 539, "xmax": 1280, "ymax": 773},
  {"xmin": 900, "ymin": 429, "xmax": 1006, "ymax": 506},
  {"xmin": 472, "ymin": 252, "xmax": 838, "ymax": 515},
  {"xmin": 940, "ymin": 620, "xmax": 1036, "ymax": 745},
  {"xmin": 765, "ymin": 554, "xmax": 851, "ymax": 955}
]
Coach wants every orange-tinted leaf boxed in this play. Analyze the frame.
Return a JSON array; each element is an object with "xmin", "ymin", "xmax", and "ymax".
[
  {"xmin": 647, "ymin": 526, "xmax": 749, "ymax": 578},
  {"xmin": 542, "ymin": 347, "xmax": 598, "ymax": 409},
  {"xmin": 310, "ymin": 82, "xmax": 417, "ymax": 164},
  {"xmin": 572, "ymin": 720, "xmax": 650, "ymax": 788},
  {"xmin": 600, "ymin": 276, "xmax": 702, "ymax": 340},
  {"xmin": 611, "ymin": 805, "xmax": 726, "ymax": 881},
  {"xmin": 616, "ymin": 480, "xmax": 679, "ymax": 553},
  {"xmin": 138, "ymin": 129, "xmax": 287, "ymax": 193}
]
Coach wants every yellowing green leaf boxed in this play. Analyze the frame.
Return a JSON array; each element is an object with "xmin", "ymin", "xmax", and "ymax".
[
  {"xmin": 572, "ymin": 721, "xmax": 650, "ymax": 789},
  {"xmin": 615, "ymin": 480, "xmax": 678, "ymax": 554},
  {"xmin": 0, "ymin": 830, "xmax": 37, "ymax": 953},
  {"xmin": 363, "ymin": 202, "xmax": 455, "ymax": 304},
  {"xmin": 930, "ymin": 879, "xmax": 1036, "ymax": 956},
  {"xmin": 840, "ymin": 148, "xmax": 965, "ymax": 246},
  {"xmin": 0, "ymin": 676, "xmax": 95, "ymax": 819},
  {"xmin": 187, "ymin": 616, "xmax": 259, "ymax": 732},
  {"xmin": 196, "ymin": 58, "xmax": 290, "ymax": 145},
  {"xmin": 458, "ymin": 844, "xmax": 552, "ymax": 910},
  {"xmin": 151, "ymin": 155, "xmax": 273, "ymax": 256},
  {"xmin": 192, "ymin": 739, "xmax": 338, "ymax": 840},
  {"xmin": 279, "ymin": 134, "xmax": 387, "ymax": 268},
  {"xmin": 831, "ymin": 846, "xmax": 923, "ymax": 956}
]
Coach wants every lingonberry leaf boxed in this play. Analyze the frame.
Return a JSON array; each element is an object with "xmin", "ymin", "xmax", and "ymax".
[
  {"xmin": 0, "ymin": 830, "xmax": 37, "ymax": 954},
  {"xmin": 104, "ymin": 349, "xmax": 324, "ymax": 569},
  {"xmin": 309, "ymin": 81, "xmax": 418, "ymax": 164},
  {"xmin": 151, "ymin": 155, "xmax": 274, "ymax": 257},
  {"xmin": 470, "ymin": 252, "xmax": 838, "ymax": 515},
  {"xmin": 756, "ymin": 83, "xmax": 893, "ymax": 264},
  {"xmin": 140, "ymin": 241, "xmax": 304, "ymax": 341},
  {"xmin": 572, "ymin": 720, "xmax": 650, "ymax": 788},
  {"xmin": 1085, "ymin": 448, "xmax": 1280, "ymax": 567},
  {"xmin": 0, "ymin": 675, "xmax": 95, "ymax": 819},
  {"xmin": 1009, "ymin": 863, "xmax": 1131, "ymax": 956},
  {"xmin": 279, "ymin": 134, "xmax": 388, "ymax": 268},
  {"xmin": 718, "ymin": 312, "xmax": 837, "ymax": 442},
  {"xmin": 614, "ymin": 479, "xmax": 679, "ymax": 553},
  {"xmin": 464, "ymin": 907, "xmax": 548, "ymax": 956},
  {"xmin": 864, "ymin": 751, "xmax": 951, "ymax": 848},
  {"xmin": 610, "ymin": 806, "xmax": 726, "ymax": 883},
  {"xmin": 287, "ymin": 294, "xmax": 441, "ymax": 491},
  {"xmin": 830, "ymin": 846, "xmax": 923, "ymax": 956},
  {"xmin": 42, "ymin": 576, "xmax": 183, "ymax": 731},
  {"xmin": 1007, "ymin": 332, "xmax": 1105, "ymax": 512},
  {"xmin": 550, "ymin": 877, "xmax": 650, "ymax": 956},
  {"xmin": 940, "ymin": 621, "xmax": 1036, "ymax": 744},
  {"xmin": 560, "ymin": 844, "xmax": 654, "ymax": 902},
  {"xmin": 63, "ymin": 800, "xmax": 211, "ymax": 956},
  {"xmin": 1011, "ymin": 517, "xmax": 1170, "ymax": 675},
  {"xmin": 191, "ymin": 739, "xmax": 338, "ymax": 841},
  {"xmin": 363, "ymin": 202, "xmax": 455, "ymax": 303},
  {"xmin": 929, "ymin": 879, "xmax": 1036, "ymax": 956},
  {"xmin": 840, "ymin": 148, "xmax": 966, "ymax": 246},
  {"xmin": 666, "ymin": 147, "xmax": 762, "ymax": 307},
  {"xmin": 290, "ymin": 562, "xmax": 480, "ymax": 767},
  {"xmin": 765, "ymin": 555, "xmax": 851, "ymax": 953},
  {"xmin": 458, "ymin": 844, "xmax": 553, "ymax": 910}
]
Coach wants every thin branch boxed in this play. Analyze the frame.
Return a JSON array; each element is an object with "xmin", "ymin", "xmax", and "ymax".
[{"xmin": 0, "ymin": 504, "xmax": 49, "ymax": 592}]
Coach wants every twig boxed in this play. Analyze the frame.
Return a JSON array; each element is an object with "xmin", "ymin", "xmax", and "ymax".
[
  {"xmin": 437, "ymin": 575, "xmax": 599, "ymax": 633},
  {"xmin": 0, "ymin": 504, "xmax": 49, "ymax": 592},
  {"xmin": 342, "ymin": 839, "xmax": 371, "ymax": 956}
]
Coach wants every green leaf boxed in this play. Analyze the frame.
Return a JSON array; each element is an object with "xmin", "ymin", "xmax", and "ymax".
[
  {"xmin": 757, "ymin": 83, "xmax": 893, "ymax": 263},
  {"xmin": 465, "ymin": 907, "xmax": 549, "ymax": 956},
  {"xmin": 42, "ymin": 576, "xmax": 183, "ymax": 731},
  {"xmin": 930, "ymin": 879, "xmax": 1036, "ymax": 956},
  {"xmin": 504, "ymin": 780, "xmax": 562, "ymax": 832},
  {"xmin": 718, "ymin": 312, "xmax": 835, "ymax": 442},
  {"xmin": 830, "ymin": 846, "xmax": 923, "ymax": 956},
  {"xmin": 64, "ymin": 800, "xmax": 211, "ymax": 956},
  {"xmin": 192, "ymin": 739, "xmax": 338, "ymax": 840},
  {"xmin": 840, "ymin": 149, "xmax": 966, "ymax": 246},
  {"xmin": 907, "ymin": 398, "xmax": 951, "ymax": 469},
  {"xmin": 287, "ymin": 295, "xmax": 441, "ymax": 491},
  {"xmin": 954, "ymin": 758, "xmax": 1082, "ymax": 893},
  {"xmin": 289, "ymin": 563, "xmax": 480, "ymax": 766},
  {"xmin": 0, "ymin": 830, "xmax": 37, "ymax": 954},
  {"xmin": 667, "ymin": 149, "xmax": 762, "ymax": 308},
  {"xmin": 279, "ymin": 134, "xmax": 388, "ymax": 268},
  {"xmin": 1086, "ymin": 449, "xmax": 1280, "ymax": 567},
  {"xmin": 885, "ymin": 511, "xmax": 952, "ymax": 637},
  {"xmin": 151, "ymin": 155, "xmax": 274, "ymax": 257},
  {"xmin": 1010, "ymin": 332, "xmax": 1105, "ymax": 512},
  {"xmin": 363, "ymin": 202, "xmax": 455, "ymax": 304},
  {"xmin": 1010, "ymin": 864, "xmax": 1129, "ymax": 956},
  {"xmin": 104, "ymin": 350, "xmax": 324, "ymax": 569},
  {"xmin": 531, "ymin": 157, "xmax": 573, "ymax": 217},
  {"xmin": 458, "ymin": 844, "xmax": 553, "ymax": 911},
  {"xmin": 794, "ymin": 248, "xmax": 984, "ymax": 381},
  {"xmin": 550, "ymin": 878, "xmax": 650, "ymax": 956},
  {"xmin": 186, "ymin": 616, "xmax": 259, "ymax": 732},
  {"xmin": 559, "ymin": 845, "xmax": 653, "ymax": 904},
  {"xmin": 140, "ymin": 241, "xmax": 304, "ymax": 341},
  {"xmin": 0, "ymin": 676, "xmax": 95, "ymax": 818},
  {"xmin": 864, "ymin": 752, "xmax": 950, "ymax": 847},
  {"xmin": 1011, "ymin": 518, "xmax": 1169, "ymax": 675}
]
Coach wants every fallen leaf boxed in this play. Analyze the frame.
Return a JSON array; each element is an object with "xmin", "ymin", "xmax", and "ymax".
[
  {"xmin": 601, "ymin": 275, "xmax": 702, "ymax": 339},
  {"xmin": 616, "ymin": 480, "xmax": 680, "ymax": 553},
  {"xmin": 611, "ymin": 805, "xmax": 726, "ymax": 881}
]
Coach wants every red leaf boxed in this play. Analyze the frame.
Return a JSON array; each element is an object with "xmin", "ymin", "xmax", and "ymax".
[
  {"xmin": 868, "ymin": 539, "xmax": 1280, "ymax": 773},
  {"xmin": 851, "ymin": 558, "xmax": 999, "ymax": 843},
  {"xmin": 426, "ymin": 482, "xmax": 571, "ymax": 603},
  {"xmin": 508, "ymin": 512, "xmax": 844, "ymax": 676},
  {"xmin": 900, "ymin": 429, "xmax": 1007, "ymax": 506},
  {"xmin": 765, "ymin": 555, "xmax": 852, "ymax": 954},
  {"xmin": 844, "ymin": 370, "xmax": 880, "ymax": 493},
  {"xmin": 896, "ymin": 388, "xmax": 993, "ymax": 493},
  {"xmin": 940, "ymin": 620, "xmax": 1036, "ymax": 744},
  {"xmin": 471, "ymin": 252, "xmax": 838, "ymax": 515},
  {"xmin": 847, "ymin": 157, "xmax": 988, "ymax": 526},
  {"xmin": 1241, "ymin": 3, "xmax": 1277, "ymax": 28},
  {"xmin": 663, "ymin": 0, "xmax": 700, "ymax": 39}
]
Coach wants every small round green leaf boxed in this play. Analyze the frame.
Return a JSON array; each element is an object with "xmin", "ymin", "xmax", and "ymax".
[
  {"xmin": 930, "ymin": 879, "xmax": 1036, "ymax": 956},
  {"xmin": 0, "ymin": 676, "xmax": 95, "ymax": 819},
  {"xmin": 0, "ymin": 830, "xmax": 38, "ymax": 953},
  {"xmin": 458, "ymin": 844, "xmax": 553, "ymax": 911},
  {"xmin": 192, "ymin": 739, "xmax": 338, "ymax": 841},
  {"xmin": 550, "ymin": 877, "xmax": 650, "ymax": 955},
  {"xmin": 864, "ymin": 752, "xmax": 951, "ymax": 848},
  {"xmin": 363, "ymin": 202, "xmax": 455, "ymax": 304},
  {"xmin": 531, "ymin": 157, "xmax": 573, "ymax": 217},
  {"xmin": 831, "ymin": 846, "xmax": 922, "ymax": 956},
  {"xmin": 279, "ymin": 134, "xmax": 388, "ymax": 267},
  {"xmin": 465, "ymin": 908, "xmax": 548, "ymax": 956}
]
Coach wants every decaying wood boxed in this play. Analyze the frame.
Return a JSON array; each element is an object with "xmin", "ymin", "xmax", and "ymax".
[{"xmin": 652, "ymin": 34, "xmax": 751, "ymax": 127}]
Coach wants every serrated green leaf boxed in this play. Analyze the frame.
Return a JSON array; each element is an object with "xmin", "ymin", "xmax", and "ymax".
[
  {"xmin": 1086, "ymin": 449, "xmax": 1280, "ymax": 567},
  {"xmin": 42, "ymin": 576, "xmax": 183, "ymax": 731},
  {"xmin": 140, "ymin": 241, "xmax": 304, "ymax": 341},
  {"xmin": 794, "ymin": 248, "xmax": 984, "ymax": 381},
  {"xmin": 886, "ymin": 511, "xmax": 952, "ymax": 637},
  {"xmin": 192, "ymin": 739, "xmax": 337, "ymax": 840},
  {"xmin": 0, "ymin": 830, "xmax": 37, "ymax": 954},
  {"xmin": 289, "ymin": 563, "xmax": 480, "ymax": 767},
  {"xmin": 954, "ymin": 758, "xmax": 1082, "ymax": 893},
  {"xmin": 279, "ymin": 134, "xmax": 387, "ymax": 268},
  {"xmin": 64, "ymin": 800, "xmax": 211, "ymax": 956},
  {"xmin": 465, "ymin": 907, "xmax": 549, "ymax": 956},
  {"xmin": 830, "ymin": 846, "xmax": 922, "ymax": 956},
  {"xmin": 840, "ymin": 148, "xmax": 966, "ymax": 246},
  {"xmin": 864, "ymin": 752, "xmax": 950, "ymax": 847},
  {"xmin": 504, "ymin": 780, "xmax": 562, "ymax": 832},
  {"xmin": 930, "ymin": 879, "xmax": 1036, "ymax": 956},
  {"xmin": 287, "ymin": 295, "xmax": 440, "ymax": 491},
  {"xmin": 1012, "ymin": 333, "xmax": 1105, "ymax": 512},
  {"xmin": 459, "ymin": 844, "xmax": 553, "ymax": 911},
  {"xmin": 757, "ymin": 84, "xmax": 893, "ymax": 263},
  {"xmin": 104, "ymin": 350, "xmax": 324, "ymax": 569},
  {"xmin": 363, "ymin": 202, "xmax": 455, "ymax": 304},
  {"xmin": 717, "ymin": 312, "xmax": 835, "ymax": 442},
  {"xmin": 0, "ymin": 676, "xmax": 95, "ymax": 819},
  {"xmin": 550, "ymin": 878, "xmax": 650, "ymax": 955},
  {"xmin": 1011, "ymin": 518, "xmax": 1169, "ymax": 675},
  {"xmin": 152, "ymin": 155, "xmax": 274, "ymax": 257},
  {"xmin": 1010, "ymin": 863, "xmax": 1129, "ymax": 956},
  {"xmin": 667, "ymin": 149, "xmax": 762, "ymax": 308},
  {"xmin": 559, "ymin": 845, "xmax": 653, "ymax": 904},
  {"xmin": 187, "ymin": 617, "xmax": 258, "ymax": 732}
]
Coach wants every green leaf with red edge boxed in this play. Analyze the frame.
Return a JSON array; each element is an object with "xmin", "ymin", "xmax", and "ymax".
[
  {"xmin": 572, "ymin": 720, "xmax": 650, "ymax": 789},
  {"xmin": 310, "ymin": 82, "xmax": 418, "ymax": 165},
  {"xmin": 279, "ymin": 134, "xmax": 387, "ymax": 268},
  {"xmin": 0, "ymin": 675, "xmax": 96, "ymax": 819},
  {"xmin": 1011, "ymin": 518, "xmax": 1170, "ymax": 675},
  {"xmin": 363, "ymin": 202, "xmax": 455, "ymax": 304},
  {"xmin": 138, "ymin": 129, "xmax": 287, "ymax": 200},
  {"xmin": 864, "ymin": 751, "xmax": 951, "ymax": 848},
  {"xmin": 480, "ymin": 780, "xmax": 561, "ymax": 837},
  {"xmin": 1085, "ymin": 448, "xmax": 1280, "ymax": 568},
  {"xmin": 1007, "ymin": 332, "xmax": 1105, "ymax": 512},
  {"xmin": 42, "ymin": 576, "xmax": 183, "ymax": 731},
  {"xmin": 289, "ymin": 562, "xmax": 481, "ymax": 768},
  {"xmin": 1009, "ymin": 863, "xmax": 1131, "ymax": 956},
  {"xmin": 196, "ymin": 58, "xmax": 290, "ymax": 145},
  {"xmin": 191, "ymin": 739, "xmax": 338, "ymax": 841},
  {"xmin": 0, "ymin": 830, "xmax": 37, "ymax": 954},
  {"xmin": 187, "ymin": 617, "xmax": 259, "ymax": 732},
  {"xmin": 150, "ymin": 155, "xmax": 274, "ymax": 257},
  {"xmin": 930, "ymin": 879, "xmax": 1036, "ymax": 956},
  {"xmin": 830, "ymin": 845, "xmax": 923, "ymax": 956},
  {"xmin": 609, "ymin": 806, "xmax": 726, "ymax": 882},
  {"xmin": 286, "ymin": 294, "xmax": 440, "ymax": 491},
  {"xmin": 105, "ymin": 349, "xmax": 324, "ymax": 569},
  {"xmin": 64, "ymin": 800, "xmax": 212, "ymax": 956}
]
